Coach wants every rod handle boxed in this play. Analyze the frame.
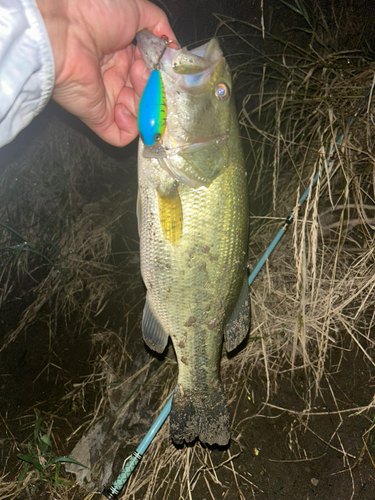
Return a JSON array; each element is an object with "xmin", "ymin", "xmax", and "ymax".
[{"xmin": 101, "ymin": 453, "xmax": 141, "ymax": 499}]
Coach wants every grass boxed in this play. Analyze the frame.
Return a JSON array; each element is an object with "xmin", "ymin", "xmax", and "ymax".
[
  {"xmin": 0, "ymin": 111, "xmax": 140, "ymax": 498},
  {"xmin": 1, "ymin": 1, "xmax": 375, "ymax": 499},
  {"xmin": 16, "ymin": 409, "xmax": 86, "ymax": 486},
  {"xmin": 0, "ymin": 409, "xmax": 89, "ymax": 500},
  {"xmin": 0, "ymin": 110, "xmax": 138, "ymax": 352}
]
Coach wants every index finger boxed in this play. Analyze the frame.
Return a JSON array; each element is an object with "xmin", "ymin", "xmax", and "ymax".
[{"xmin": 137, "ymin": 0, "xmax": 176, "ymax": 47}]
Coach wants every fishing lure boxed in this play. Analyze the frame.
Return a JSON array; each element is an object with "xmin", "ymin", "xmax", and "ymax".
[
  {"xmin": 138, "ymin": 68, "xmax": 166, "ymax": 147},
  {"xmin": 138, "ymin": 35, "xmax": 179, "ymax": 148}
]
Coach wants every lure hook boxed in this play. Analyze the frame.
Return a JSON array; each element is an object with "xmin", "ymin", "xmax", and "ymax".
[{"xmin": 155, "ymin": 35, "xmax": 180, "ymax": 69}]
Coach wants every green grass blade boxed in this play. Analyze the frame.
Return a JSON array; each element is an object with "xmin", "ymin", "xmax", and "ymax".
[
  {"xmin": 44, "ymin": 456, "xmax": 88, "ymax": 470},
  {"xmin": 17, "ymin": 454, "xmax": 44, "ymax": 472}
]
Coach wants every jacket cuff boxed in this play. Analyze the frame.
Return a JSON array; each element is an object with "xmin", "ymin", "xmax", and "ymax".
[{"xmin": 0, "ymin": 0, "xmax": 55, "ymax": 147}]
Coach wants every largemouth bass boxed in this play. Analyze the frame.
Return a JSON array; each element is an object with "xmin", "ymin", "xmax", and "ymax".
[{"xmin": 136, "ymin": 30, "xmax": 250, "ymax": 446}]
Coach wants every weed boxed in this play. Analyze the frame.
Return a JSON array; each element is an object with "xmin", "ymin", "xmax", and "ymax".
[{"xmin": 16, "ymin": 409, "xmax": 86, "ymax": 487}]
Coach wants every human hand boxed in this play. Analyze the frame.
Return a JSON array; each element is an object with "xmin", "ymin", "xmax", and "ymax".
[{"xmin": 36, "ymin": 0, "xmax": 174, "ymax": 147}]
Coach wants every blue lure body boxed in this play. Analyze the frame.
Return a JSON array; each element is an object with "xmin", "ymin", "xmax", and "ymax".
[{"xmin": 138, "ymin": 69, "xmax": 167, "ymax": 147}]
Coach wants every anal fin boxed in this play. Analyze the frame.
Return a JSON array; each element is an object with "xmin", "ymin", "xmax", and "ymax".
[{"xmin": 142, "ymin": 297, "xmax": 169, "ymax": 353}]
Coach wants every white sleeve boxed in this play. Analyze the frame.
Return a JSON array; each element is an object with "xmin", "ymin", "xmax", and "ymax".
[{"xmin": 0, "ymin": 0, "xmax": 54, "ymax": 147}]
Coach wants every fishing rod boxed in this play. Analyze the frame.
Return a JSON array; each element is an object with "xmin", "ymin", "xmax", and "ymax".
[
  {"xmin": 101, "ymin": 92, "xmax": 370, "ymax": 499},
  {"xmin": 102, "ymin": 395, "xmax": 173, "ymax": 499}
]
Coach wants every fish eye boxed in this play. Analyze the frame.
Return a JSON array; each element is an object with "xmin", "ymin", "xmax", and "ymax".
[
  {"xmin": 215, "ymin": 83, "xmax": 230, "ymax": 101},
  {"xmin": 153, "ymin": 133, "xmax": 161, "ymax": 143}
]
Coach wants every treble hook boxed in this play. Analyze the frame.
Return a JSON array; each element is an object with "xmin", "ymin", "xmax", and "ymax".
[{"xmin": 155, "ymin": 35, "xmax": 180, "ymax": 69}]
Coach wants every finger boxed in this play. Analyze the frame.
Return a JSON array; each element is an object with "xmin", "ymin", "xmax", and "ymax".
[
  {"xmin": 116, "ymin": 85, "xmax": 139, "ymax": 121},
  {"xmin": 88, "ymin": 110, "xmax": 139, "ymax": 147},
  {"xmin": 129, "ymin": 58, "xmax": 149, "ymax": 99},
  {"xmin": 102, "ymin": 46, "xmax": 134, "ymax": 107},
  {"xmin": 138, "ymin": 0, "xmax": 175, "ymax": 41},
  {"xmin": 114, "ymin": 102, "xmax": 139, "ymax": 139},
  {"xmin": 78, "ymin": 83, "xmax": 138, "ymax": 147}
]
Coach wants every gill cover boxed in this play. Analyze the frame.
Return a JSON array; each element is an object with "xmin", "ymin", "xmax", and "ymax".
[{"xmin": 138, "ymin": 69, "xmax": 167, "ymax": 146}]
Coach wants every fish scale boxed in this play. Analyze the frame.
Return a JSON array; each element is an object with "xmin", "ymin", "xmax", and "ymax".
[{"xmin": 137, "ymin": 29, "xmax": 250, "ymax": 446}]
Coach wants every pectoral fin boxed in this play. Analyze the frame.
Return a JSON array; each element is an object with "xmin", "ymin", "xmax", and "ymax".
[
  {"xmin": 224, "ymin": 275, "xmax": 250, "ymax": 352},
  {"xmin": 157, "ymin": 181, "xmax": 183, "ymax": 244},
  {"xmin": 142, "ymin": 297, "xmax": 169, "ymax": 353}
]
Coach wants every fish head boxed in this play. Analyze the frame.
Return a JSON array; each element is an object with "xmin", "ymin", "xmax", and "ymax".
[{"xmin": 136, "ymin": 30, "xmax": 234, "ymax": 151}]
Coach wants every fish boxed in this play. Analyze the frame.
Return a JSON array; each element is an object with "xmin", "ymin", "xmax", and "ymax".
[{"xmin": 136, "ymin": 29, "xmax": 250, "ymax": 447}]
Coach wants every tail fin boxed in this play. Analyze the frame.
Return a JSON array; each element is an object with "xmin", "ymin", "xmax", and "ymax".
[{"xmin": 170, "ymin": 385, "xmax": 230, "ymax": 446}]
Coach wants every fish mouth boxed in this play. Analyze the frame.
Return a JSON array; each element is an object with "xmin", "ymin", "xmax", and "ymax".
[
  {"xmin": 137, "ymin": 30, "xmax": 230, "ymax": 188},
  {"xmin": 136, "ymin": 29, "xmax": 167, "ymax": 70},
  {"xmin": 136, "ymin": 30, "xmax": 223, "ymax": 78}
]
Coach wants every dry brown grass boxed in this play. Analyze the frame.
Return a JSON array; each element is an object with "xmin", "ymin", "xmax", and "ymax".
[
  {"xmin": 0, "ymin": 117, "xmax": 136, "ymax": 352},
  {"xmin": 230, "ymin": 13, "xmax": 375, "ymax": 396}
]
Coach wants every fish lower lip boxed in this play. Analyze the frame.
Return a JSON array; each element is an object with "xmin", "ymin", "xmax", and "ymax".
[
  {"xmin": 142, "ymin": 134, "xmax": 229, "ymax": 159},
  {"xmin": 180, "ymin": 133, "xmax": 229, "ymax": 147},
  {"xmin": 168, "ymin": 134, "xmax": 229, "ymax": 156}
]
